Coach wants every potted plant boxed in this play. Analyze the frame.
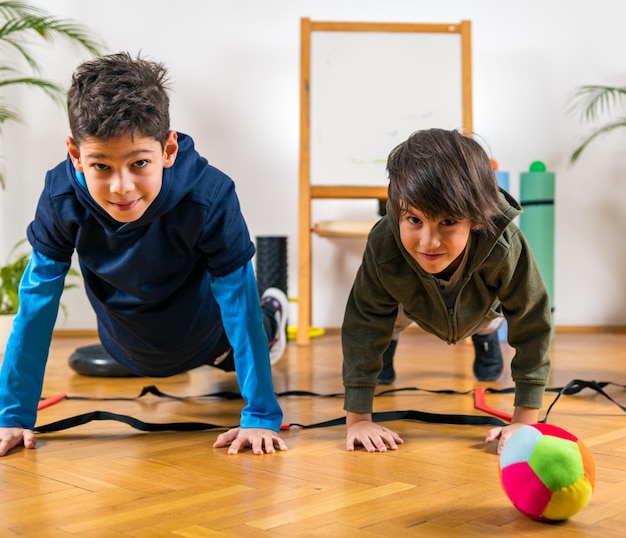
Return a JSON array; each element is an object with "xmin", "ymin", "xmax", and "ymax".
[
  {"xmin": 0, "ymin": 3, "xmax": 102, "ymax": 350},
  {"xmin": 568, "ymin": 85, "xmax": 626, "ymax": 164},
  {"xmin": 0, "ymin": 0, "xmax": 105, "ymax": 187},
  {"xmin": 0, "ymin": 238, "xmax": 29, "ymax": 317},
  {"xmin": 0, "ymin": 239, "xmax": 80, "ymax": 353},
  {"xmin": 0, "ymin": 238, "xmax": 29, "ymax": 352}
]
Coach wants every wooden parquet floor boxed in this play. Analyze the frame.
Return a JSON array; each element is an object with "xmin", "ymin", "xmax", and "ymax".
[{"xmin": 1, "ymin": 330, "xmax": 626, "ymax": 536}]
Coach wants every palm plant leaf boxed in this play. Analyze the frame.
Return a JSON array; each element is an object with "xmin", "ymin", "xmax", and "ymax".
[
  {"xmin": 0, "ymin": 104, "xmax": 19, "ymax": 123},
  {"xmin": 0, "ymin": 0, "xmax": 42, "ymax": 17},
  {"xmin": 1, "ymin": 14, "xmax": 102, "ymax": 61},
  {"xmin": 568, "ymin": 85, "xmax": 626, "ymax": 164},
  {"xmin": 0, "ymin": 76, "xmax": 64, "ymax": 103},
  {"xmin": 570, "ymin": 117, "xmax": 626, "ymax": 164},
  {"xmin": 568, "ymin": 85, "xmax": 626, "ymax": 123},
  {"xmin": 0, "ymin": 1, "xmax": 105, "ymax": 187}
]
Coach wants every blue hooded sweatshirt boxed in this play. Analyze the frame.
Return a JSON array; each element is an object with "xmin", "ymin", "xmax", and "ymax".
[{"xmin": 0, "ymin": 133, "xmax": 283, "ymax": 431}]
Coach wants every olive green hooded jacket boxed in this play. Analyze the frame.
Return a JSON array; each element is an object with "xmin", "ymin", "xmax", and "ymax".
[{"xmin": 342, "ymin": 189, "xmax": 552, "ymax": 413}]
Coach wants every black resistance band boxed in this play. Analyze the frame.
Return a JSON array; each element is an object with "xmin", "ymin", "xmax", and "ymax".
[{"xmin": 33, "ymin": 379, "xmax": 626, "ymax": 434}]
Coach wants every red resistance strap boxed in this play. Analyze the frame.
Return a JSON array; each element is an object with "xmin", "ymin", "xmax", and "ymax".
[{"xmin": 473, "ymin": 387, "xmax": 513, "ymax": 422}]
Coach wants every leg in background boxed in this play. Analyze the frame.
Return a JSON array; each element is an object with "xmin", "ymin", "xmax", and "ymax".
[
  {"xmin": 471, "ymin": 317, "xmax": 505, "ymax": 381},
  {"xmin": 377, "ymin": 306, "xmax": 414, "ymax": 385},
  {"xmin": 261, "ymin": 287, "xmax": 289, "ymax": 365}
]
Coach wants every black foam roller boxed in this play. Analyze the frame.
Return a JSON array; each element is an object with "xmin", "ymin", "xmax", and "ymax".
[{"xmin": 255, "ymin": 236, "xmax": 288, "ymax": 297}]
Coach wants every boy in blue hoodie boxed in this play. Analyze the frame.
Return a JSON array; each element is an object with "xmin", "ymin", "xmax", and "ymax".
[{"xmin": 0, "ymin": 52, "xmax": 288, "ymax": 457}]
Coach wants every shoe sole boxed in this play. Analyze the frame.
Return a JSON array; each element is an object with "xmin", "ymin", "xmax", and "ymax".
[{"xmin": 264, "ymin": 287, "xmax": 289, "ymax": 365}]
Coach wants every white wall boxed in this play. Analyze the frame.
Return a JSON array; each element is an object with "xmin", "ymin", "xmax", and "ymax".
[{"xmin": 1, "ymin": 0, "xmax": 625, "ymax": 330}]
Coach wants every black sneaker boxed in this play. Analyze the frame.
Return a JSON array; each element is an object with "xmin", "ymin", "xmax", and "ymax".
[
  {"xmin": 261, "ymin": 287, "xmax": 289, "ymax": 365},
  {"xmin": 471, "ymin": 332, "xmax": 503, "ymax": 381},
  {"xmin": 377, "ymin": 338, "xmax": 398, "ymax": 385}
]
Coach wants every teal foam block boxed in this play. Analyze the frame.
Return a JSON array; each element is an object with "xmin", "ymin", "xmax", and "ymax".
[{"xmin": 519, "ymin": 164, "xmax": 555, "ymax": 321}]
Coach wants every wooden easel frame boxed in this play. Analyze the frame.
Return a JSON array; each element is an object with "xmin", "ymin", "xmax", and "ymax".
[{"xmin": 297, "ymin": 18, "xmax": 473, "ymax": 345}]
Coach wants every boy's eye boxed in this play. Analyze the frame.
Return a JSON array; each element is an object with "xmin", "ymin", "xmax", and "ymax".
[
  {"xmin": 132, "ymin": 159, "xmax": 149, "ymax": 168},
  {"xmin": 92, "ymin": 163, "xmax": 110, "ymax": 171},
  {"xmin": 407, "ymin": 216, "xmax": 422, "ymax": 225},
  {"xmin": 441, "ymin": 218, "xmax": 457, "ymax": 226}
]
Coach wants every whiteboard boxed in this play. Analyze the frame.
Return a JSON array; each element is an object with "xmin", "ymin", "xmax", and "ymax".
[{"xmin": 310, "ymin": 31, "xmax": 464, "ymax": 186}]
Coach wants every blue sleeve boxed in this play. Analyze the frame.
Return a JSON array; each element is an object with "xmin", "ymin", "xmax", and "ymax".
[
  {"xmin": 209, "ymin": 260, "xmax": 283, "ymax": 431},
  {"xmin": 0, "ymin": 250, "xmax": 68, "ymax": 429}
]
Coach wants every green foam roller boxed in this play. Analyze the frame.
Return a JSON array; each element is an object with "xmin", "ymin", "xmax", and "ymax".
[{"xmin": 519, "ymin": 162, "xmax": 555, "ymax": 313}]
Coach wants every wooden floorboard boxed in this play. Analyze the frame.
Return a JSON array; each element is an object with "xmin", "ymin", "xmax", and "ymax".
[{"xmin": 1, "ymin": 331, "xmax": 625, "ymax": 536}]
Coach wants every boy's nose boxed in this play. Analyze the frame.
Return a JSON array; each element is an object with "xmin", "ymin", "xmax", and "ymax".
[
  {"xmin": 420, "ymin": 227, "xmax": 440, "ymax": 248},
  {"xmin": 110, "ymin": 172, "xmax": 134, "ymax": 194}
]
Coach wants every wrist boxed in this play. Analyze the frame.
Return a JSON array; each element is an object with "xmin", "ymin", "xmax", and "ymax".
[
  {"xmin": 511, "ymin": 406, "xmax": 539, "ymax": 425},
  {"xmin": 346, "ymin": 411, "xmax": 372, "ymax": 427}
]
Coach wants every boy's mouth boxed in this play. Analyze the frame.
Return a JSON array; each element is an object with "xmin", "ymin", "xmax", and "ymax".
[
  {"xmin": 111, "ymin": 199, "xmax": 139, "ymax": 211},
  {"xmin": 420, "ymin": 252, "xmax": 444, "ymax": 261}
]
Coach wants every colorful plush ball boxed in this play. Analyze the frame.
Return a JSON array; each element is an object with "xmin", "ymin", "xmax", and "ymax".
[{"xmin": 499, "ymin": 423, "xmax": 595, "ymax": 521}]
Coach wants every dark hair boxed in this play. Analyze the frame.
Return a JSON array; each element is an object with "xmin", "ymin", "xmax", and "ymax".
[
  {"xmin": 66, "ymin": 52, "xmax": 171, "ymax": 147},
  {"xmin": 387, "ymin": 128, "xmax": 502, "ymax": 234}
]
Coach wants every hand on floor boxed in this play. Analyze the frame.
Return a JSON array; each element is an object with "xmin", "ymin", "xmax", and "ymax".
[{"xmin": 213, "ymin": 426, "xmax": 288, "ymax": 455}]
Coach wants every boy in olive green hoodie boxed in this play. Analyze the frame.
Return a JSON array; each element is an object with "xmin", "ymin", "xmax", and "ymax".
[{"xmin": 342, "ymin": 128, "xmax": 551, "ymax": 454}]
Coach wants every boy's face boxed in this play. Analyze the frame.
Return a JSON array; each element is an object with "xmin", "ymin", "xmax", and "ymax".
[
  {"xmin": 398, "ymin": 205, "xmax": 472, "ymax": 274},
  {"xmin": 66, "ymin": 131, "xmax": 178, "ymax": 223}
]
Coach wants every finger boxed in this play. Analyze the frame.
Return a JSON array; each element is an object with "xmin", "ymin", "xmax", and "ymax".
[
  {"xmin": 265, "ymin": 434, "xmax": 288, "ymax": 453},
  {"xmin": 212, "ymin": 433, "xmax": 228, "ymax": 448},
  {"xmin": 348, "ymin": 433, "xmax": 374, "ymax": 452},
  {"xmin": 227, "ymin": 437, "xmax": 244, "ymax": 455},
  {"xmin": 359, "ymin": 435, "xmax": 377, "ymax": 453},
  {"xmin": 22, "ymin": 430, "xmax": 37, "ymax": 450},
  {"xmin": 371, "ymin": 426, "xmax": 403, "ymax": 451},
  {"xmin": 381, "ymin": 428, "xmax": 404, "ymax": 450},
  {"xmin": 374, "ymin": 441, "xmax": 388, "ymax": 452},
  {"xmin": 213, "ymin": 428, "xmax": 238, "ymax": 448},
  {"xmin": 376, "ymin": 435, "xmax": 393, "ymax": 450},
  {"xmin": 274, "ymin": 436, "xmax": 288, "ymax": 451},
  {"xmin": 262, "ymin": 436, "xmax": 276, "ymax": 454},
  {"xmin": 369, "ymin": 431, "xmax": 389, "ymax": 452},
  {"xmin": 497, "ymin": 431, "xmax": 512, "ymax": 454},
  {"xmin": 228, "ymin": 430, "xmax": 257, "ymax": 454},
  {"xmin": 250, "ymin": 436, "xmax": 264, "ymax": 455},
  {"xmin": 0, "ymin": 439, "xmax": 12, "ymax": 457},
  {"xmin": 485, "ymin": 427, "xmax": 502, "ymax": 443}
]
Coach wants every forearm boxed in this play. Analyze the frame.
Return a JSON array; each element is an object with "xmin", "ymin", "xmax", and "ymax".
[
  {"xmin": 343, "ymin": 385, "xmax": 377, "ymax": 414},
  {"xmin": 512, "ymin": 380, "xmax": 547, "ymax": 409},
  {"xmin": 342, "ymin": 277, "xmax": 398, "ymax": 414},
  {"xmin": 0, "ymin": 251, "xmax": 68, "ymax": 428},
  {"xmin": 210, "ymin": 261, "xmax": 283, "ymax": 431}
]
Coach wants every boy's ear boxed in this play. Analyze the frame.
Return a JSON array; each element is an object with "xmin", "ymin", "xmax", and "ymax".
[
  {"xmin": 163, "ymin": 131, "xmax": 179, "ymax": 168},
  {"xmin": 66, "ymin": 136, "xmax": 84, "ymax": 172}
]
